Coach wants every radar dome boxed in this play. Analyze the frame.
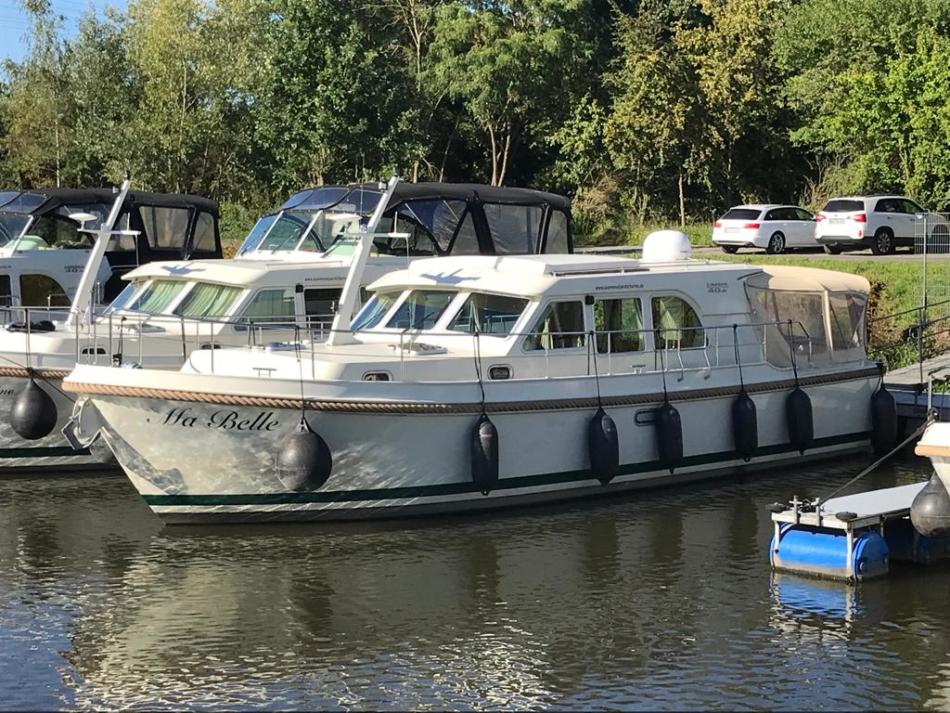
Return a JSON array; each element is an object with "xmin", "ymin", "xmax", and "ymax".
[{"xmin": 641, "ymin": 230, "xmax": 692, "ymax": 262}]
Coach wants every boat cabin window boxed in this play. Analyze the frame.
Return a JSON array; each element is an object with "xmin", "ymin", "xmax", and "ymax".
[
  {"xmin": 0, "ymin": 275, "xmax": 11, "ymax": 307},
  {"xmin": 0, "ymin": 213, "xmax": 30, "ymax": 245},
  {"xmin": 385, "ymin": 290, "xmax": 456, "ymax": 330},
  {"xmin": 828, "ymin": 292, "xmax": 867, "ymax": 352},
  {"xmin": 139, "ymin": 206, "xmax": 191, "ymax": 249},
  {"xmin": 238, "ymin": 215, "xmax": 277, "ymax": 254},
  {"xmin": 241, "ymin": 288, "xmax": 296, "ymax": 324},
  {"xmin": 747, "ymin": 288, "xmax": 829, "ymax": 366},
  {"xmin": 173, "ymin": 283, "xmax": 242, "ymax": 319},
  {"xmin": 595, "ymin": 297, "xmax": 644, "ymax": 353},
  {"xmin": 524, "ymin": 301, "xmax": 586, "ymax": 350},
  {"xmin": 485, "ymin": 204, "xmax": 543, "ymax": 254},
  {"xmin": 21, "ymin": 214, "xmax": 92, "ymax": 250},
  {"xmin": 652, "ymin": 296, "xmax": 704, "ymax": 349},
  {"xmin": 19, "ymin": 274, "xmax": 70, "ymax": 307},
  {"xmin": 546, "ymin": 211, "xmax": 569, "ymax": 253},
  {"xmin": 385, "ymin": 200, "xmax": 469, "ymax": 256},
  {"xmin": 448, "ymin": 293, "xmax": 528, "ymax": 335},
  {"xmin": 192, "ymin": 212, "xmax": 217, "ymax": 253},
  {"xmin": 351, "ymin": 291, "xmax": 400, "ymax": 331},
  {"xmin": 106, "ymin": 281, "xmax": 139, "ymax": 313},
  {"xmin": 128, "ymin": 279, "xmax": 187, "ymax": 314},
  {"xmin": 304, "ymin": 288, "xmax": 341, "ymax": 321}
]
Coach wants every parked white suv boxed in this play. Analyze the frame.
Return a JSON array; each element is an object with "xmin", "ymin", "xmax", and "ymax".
[
  {"xmin": 815, "ymin": 195, "xmax": 948, "ymax": 255},
  {"xmin": 712, "ymin": 204, "xmax": 816, "ymax": 254}
]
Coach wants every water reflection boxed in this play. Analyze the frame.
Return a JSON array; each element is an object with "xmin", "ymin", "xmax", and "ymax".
[{"xmin": 0, "ymin": 457, "xmax": 948, "ymax": 708}]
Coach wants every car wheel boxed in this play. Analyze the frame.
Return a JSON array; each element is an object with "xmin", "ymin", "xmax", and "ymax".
[
  {"xmin": 823, "ymin": 245, "xmax": 842, "ymax": 255},
  {"xmin": 871, "ymin": 228, "xmax": 894, "ymax": 255},
  {"xmin": 765, "ymin": 232, "xmax": 785, "ymax": 255},
  {"xmin": 721, "ymin": 246, "xmax": 739, "ymax": 254}
]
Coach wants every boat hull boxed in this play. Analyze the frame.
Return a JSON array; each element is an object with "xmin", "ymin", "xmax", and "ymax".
[
  {"xmin": 75, "ymin": 370, "xmax": 877, "ymax": 524},
  {"xmin": 916, "ymin": 422, "xmax": 950, "ymax": 493},
  {"xmin": 0, "ymin": 370, "xmax": 115, "ymax": 471}
]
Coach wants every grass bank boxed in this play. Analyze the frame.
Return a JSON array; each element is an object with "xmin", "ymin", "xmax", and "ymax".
[{"xmin": 576, "ymin": 222, "xmax": 714, "ymax": 248}]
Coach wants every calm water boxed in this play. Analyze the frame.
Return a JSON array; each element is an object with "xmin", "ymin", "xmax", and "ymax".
[{"xmin": 1, "ymin": 456, "xmax": 949, "ymax": 710}]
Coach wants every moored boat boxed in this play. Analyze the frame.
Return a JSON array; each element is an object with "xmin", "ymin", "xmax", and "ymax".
[
  {"xmin": 64, "ymin": 232, "xmax": 885, "ymax": 523},
  {"xmin": 0, "ymin": 179, "xmax": 573, "ymax": 470}
]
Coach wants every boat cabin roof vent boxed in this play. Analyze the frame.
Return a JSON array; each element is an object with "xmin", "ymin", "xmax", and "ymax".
[{"xmin": 641, "ymin": 230, "xmax": 692, "ymax": 263}]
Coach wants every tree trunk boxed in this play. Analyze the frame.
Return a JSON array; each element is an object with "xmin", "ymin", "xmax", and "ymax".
[
  {"xmin": 678, "ymin": 173, "xmax": 685, "ymax": 227},
  {"xmin": 488, "ymin": 124, "xmax": 498, "ymax": 186},
  {"xmin": 497, "ymin": 127, "xmax": 511, "ymax": 187}
]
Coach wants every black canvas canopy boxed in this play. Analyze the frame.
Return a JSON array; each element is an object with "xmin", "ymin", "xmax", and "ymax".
[
  {"xmin": 276, "ymin": 181, "xmax": 572, "ymax": 256},
  {"xmin": 0, "ymin": 188, "xmax": 218, "ymax": 217},
  {"xmin": 0, "ymin": 187, "xmax": 221, "ymax": 301}
]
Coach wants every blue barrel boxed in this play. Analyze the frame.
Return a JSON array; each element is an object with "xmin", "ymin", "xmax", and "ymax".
[{"xmin": 770, "ymin": 524, "xmax": 889, "ymax": 581}]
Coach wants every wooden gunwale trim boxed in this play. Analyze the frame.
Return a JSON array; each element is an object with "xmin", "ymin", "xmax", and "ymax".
[
  {"xmin": 63, "ymin": 365, "xmax": 882, "ymax": 416},
  {"xmin": 915, "ymin": 444, "xmax": 950, "ymax": 458},
  {"xmin": 0, "ymin": 366, "xmax": 70, "ymax": 379}
]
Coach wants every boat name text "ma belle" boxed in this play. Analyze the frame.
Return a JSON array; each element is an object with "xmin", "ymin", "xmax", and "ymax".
[{"xmin": 161, "ymin": 407, "xmax": 280, "ymax": 431}]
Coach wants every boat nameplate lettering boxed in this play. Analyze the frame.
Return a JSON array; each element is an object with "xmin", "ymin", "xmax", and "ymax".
[{"xmin": 159, "ymin": 406, "xmax": 280, "ymax": 431}]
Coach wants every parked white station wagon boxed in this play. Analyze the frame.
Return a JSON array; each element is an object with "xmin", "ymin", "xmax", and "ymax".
[
  {"xmin": 712, "ymin": 204, "xmax": 816, "ymax": 254},
  {"xmin": 814, "ymin": 195, "xmax": 949, "ymax": 255}
]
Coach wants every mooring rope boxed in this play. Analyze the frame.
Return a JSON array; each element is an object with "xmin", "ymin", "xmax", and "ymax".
[{"xmin": 816, "ymin": 416, "xmax": 934, "ymax": 509}]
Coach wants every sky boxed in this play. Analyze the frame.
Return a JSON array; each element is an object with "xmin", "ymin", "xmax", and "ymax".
[{"xmin": 0, "ymin": 0, "xmax": 120, "ymax": 65}]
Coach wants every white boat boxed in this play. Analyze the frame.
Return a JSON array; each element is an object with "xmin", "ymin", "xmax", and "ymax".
[
  {"xmin": 0, "ymin": 186, "xmax": 221, "ymax": 308},
  {"xmin": 0, "ymin": 179, "xmax": 573, "ymax": 469},
  {"xmin": 64, "ymin": 232, "xmax": 884, "ymax": 523}
]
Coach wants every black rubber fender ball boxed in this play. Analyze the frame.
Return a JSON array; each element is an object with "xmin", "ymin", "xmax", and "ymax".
[
  {"xmin": 276, "ymin": 419, "xmax": 332, "ymax": 492},
  {"xmin": 911, "ymin": 474, "xmax": 950, "ymax": 538},
  {"xmin": 11, "ymin": 378, "xmax": 57, "ymax": 441}
]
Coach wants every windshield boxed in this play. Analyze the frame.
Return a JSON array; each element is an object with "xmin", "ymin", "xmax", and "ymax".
[
  {"xmin": 237, "ymin": 211, "xmax": 323, "ymax": 254},
  {"xmin": 823, "ymin": 199, "xmax": 864, "ymax": 213},
  {"xmin": 104, "ymin": 282, "xmax": 140, "ymax": 314},
  {"xmin": 127, "ymin": 279, "xmax": 187, "ymax": 314},
  {"xmin": 173, "ymin": 283, "xmax": 243, "ymax": 319},
  {"xmin": 448, "ymin": 293, "xmax": 528, "ymax": 335},
  {"xmin": 238, "ymin": 209, "xmax": 368, "ymax": 255},
  {"xmin": 351, "ymin": 292, "xmax": 400, "ymax": 331},
  {"xmin": 720, "ymin": 208, "xmax": 762, "ymax": 221},
  {"xmin": 0, "ymin": 213, "xmax": 31, "ymax": 246},
  {"xmin": 385, "ymin": 290, "xmax": 456, "ymax": 330}
]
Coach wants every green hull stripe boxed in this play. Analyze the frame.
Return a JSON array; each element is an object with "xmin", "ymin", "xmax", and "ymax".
[
  {"xmin": 0, "ymin": 446, "xmax": 90, "ymax": 459},
  {"xmin": 144, "ymin": 431, "xmax": 869, "ymax": 507}
]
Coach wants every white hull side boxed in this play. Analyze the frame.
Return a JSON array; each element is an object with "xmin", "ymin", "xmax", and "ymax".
[
  {"xmin": 917, "ymin": 422, "xmax": 950, "ymax": 492},
  {"xmin": 0, "ymin": 375, "xmax": 114, "ymax": 470},
  {"xmin": 85, "ymin": 374, "xmax": 876, "ymax": 523}
]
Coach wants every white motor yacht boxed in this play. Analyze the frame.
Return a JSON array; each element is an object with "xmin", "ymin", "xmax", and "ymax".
[
  {"xmin": 0, "ymin": 186, "xmax": 221, "ymax": 308},
  {"xmin": 0, "ymin": 179, "xmax": 574, "ymax": 469},
  {"xmin": 64, "ymin": 232, "xmax": 887, "ymax": 523}
]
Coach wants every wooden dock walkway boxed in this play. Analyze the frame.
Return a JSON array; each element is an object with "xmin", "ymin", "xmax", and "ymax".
[{"xmin": 884, "ymin": 352, "xmax": 950, "ymax": 423}]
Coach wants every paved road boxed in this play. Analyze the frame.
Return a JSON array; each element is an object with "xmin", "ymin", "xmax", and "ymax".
[{"xmin": 578, "ymin": 245, "xmax": 950, "ymax": 261}]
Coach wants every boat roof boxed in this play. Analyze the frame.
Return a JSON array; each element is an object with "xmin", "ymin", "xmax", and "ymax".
[
  {"xmin": 281, "ymin": 182, "xmax": 570, "ymax": 213},
  {"xmin": 123, "ymin": 255, "xmax": 408, "ymax": 287},
  {"xmin": 0, "ymin": 188, "xmax": 218, "ymax": 216},
  {"xmin": 367, "ymin": 254, "xmax": 758, "ymax": 298},
  {"xmin": 746, "ymin": 265, "xmax": 869, "ymax": 293}
]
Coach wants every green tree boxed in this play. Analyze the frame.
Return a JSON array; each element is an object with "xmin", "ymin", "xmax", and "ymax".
[
  {"xmin": 251, "ymin": 0, "xmax": 415, "ymax": 192},
  {"xmin": 2, "ymin": 1, "xmax": 71, "ymax": 186},
  {"xmin": 428, "ymin": 0, "xmax": 591, "ymax": 185}
]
